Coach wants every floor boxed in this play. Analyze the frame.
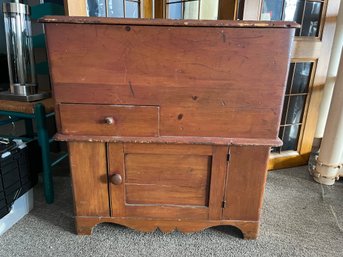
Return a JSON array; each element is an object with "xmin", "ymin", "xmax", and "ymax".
[{"xmin": 0, "ymin": 166, "xmax": 342, "ymax": 257}]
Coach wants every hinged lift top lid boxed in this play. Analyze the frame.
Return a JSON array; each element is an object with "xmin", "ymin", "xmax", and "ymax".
[{"xmin": 41, "ymin": 16, "xmax": 300, "ymax": 29}]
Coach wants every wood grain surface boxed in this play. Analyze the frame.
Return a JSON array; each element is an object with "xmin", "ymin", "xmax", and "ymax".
[
  {"xmin": 125, "ymin": 153, "xmax": 211, "ymax": 206},
  {"xmin": 107, "ymin": 143, "xmax": 126, "ymax": 217},
  {"xmin": 59, "ymin": 104, "xmax": 159, "ymax": 137},
  {"xmin": 41, "ymin": 16, "xmax": 299, "ymax": 28},
  {"xmin": 75, "ymin": 216, "xmax": 260, "ymax": 239},
  {"xmin": 43, "ymin": 18, "xmax": 295, "ymax": 239},
  {"xmin": 55, "ymin": 133, "xmax": 283, "ymax": 146},
  {"xmin": 46, "ymin": 22, "xmax": 294, "ymax": 140},
  {"xmin": 223, "ymin": 145, "xmax": 270, "ymax": 221},
  {"xmin": 109, "ymin": 143, "xmax": 212, "ymax": 218},
  {"xmin": 68, "ymin": 142, "xmax": 109, "ymax": 216},
  {"xmin": 208, "ymin": 146, "xmax": 229, "ymax": 220}
]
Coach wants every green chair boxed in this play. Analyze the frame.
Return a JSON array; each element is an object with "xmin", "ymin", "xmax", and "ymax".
[{"xmin": 0, "ymin": 98, "xmax": 68, "ymax": 204}]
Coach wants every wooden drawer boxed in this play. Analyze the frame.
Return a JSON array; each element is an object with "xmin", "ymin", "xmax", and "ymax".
[{"xmin": 59, "ymin": 104, "xmax": 159, "ymax": 137}]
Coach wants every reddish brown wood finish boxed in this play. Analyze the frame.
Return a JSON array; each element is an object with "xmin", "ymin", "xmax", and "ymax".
[
  {"xmin": 59, "ymin": 104, "xmax": 159, "ymax": 137},
  {"xmin": 41, "ymin": 16, "xmax": 299, "ymax": 28},
  {"xmin": 68, "ymin": 142, "xmax": 109, "ymax": 217},
  {"xmin": 223, "ymin": 146, "xmax": 270, "ymax": 221},
  {"xmin": 75, "ymin": 216, "xmax": 260, "ymax": 239},
  {"xmin": 42, "ymin": 17, "xmax": 296, "ymax": 239},
  {"xmin": 208, "ymin": 146, "xmax": 228, "ymax": 220},
  {"xmin": 45, "ymin": 20, "xmax": 293, "ymax": 140},
  {"xmin": 54, "ymin": 133, "xmax": 283, "ymax": 146},
  {"xmin": 108, "ymin": 144, "xmax": 213, "ymax": 219}
]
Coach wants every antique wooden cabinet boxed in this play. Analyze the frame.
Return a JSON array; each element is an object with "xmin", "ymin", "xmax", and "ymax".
[{"xmin": 42, "ymin": 16, "xmax": 298, "ymax": 239}]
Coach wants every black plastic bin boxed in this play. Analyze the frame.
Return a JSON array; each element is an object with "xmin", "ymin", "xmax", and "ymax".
[{"xmin": 0, "ymin": 138, "xmax": 37, "ymax": 219}]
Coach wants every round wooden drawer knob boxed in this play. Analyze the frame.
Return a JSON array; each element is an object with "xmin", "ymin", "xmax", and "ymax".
[
  {"xmin": 105, "ymin": 117, "xmax": 115, "ymax": 125},
  {"xmin": 110, "ymin": 174, "xmax": 122, "ymax": 185}
]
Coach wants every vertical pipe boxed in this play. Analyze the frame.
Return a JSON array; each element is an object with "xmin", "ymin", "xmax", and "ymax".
[
  {"xmin": 105, "ymin": 0, "xmax": 109, "ymax": 17},
  {"xmin": 3, "ymin": 13, "xmax": 14, "ymax": 86},
  {"xmin": 314, "ymin": 46, "xmax": 343, "ymax": 185},
  {"xmin": 315, "ymin": 2, "xmax": 343, "ymax": 138},
  {"xmin": 15, "ymin": 9, "xmax": 25, "ymax": 85},
  {"xmin": 26, "ymin": 14, "xmax": 36, "ymax": 84}
]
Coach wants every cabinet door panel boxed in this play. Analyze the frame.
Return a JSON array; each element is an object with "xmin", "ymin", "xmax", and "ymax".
[
  {"xmin": 125, "ymin": 153, "xmax": 211, "ymax": 206},
  {"xmin": 108, "ymin": 143, "xmax": 227, "ymax": 220}
]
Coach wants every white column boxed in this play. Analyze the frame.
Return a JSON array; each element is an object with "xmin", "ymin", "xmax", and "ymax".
[
  {"xmin": 314, "ymin": 45, "xmax": 343, "ymax": 185},
  {"xmin": 315, "ymin": 2, "xmax": 343, "ymax": 138}
]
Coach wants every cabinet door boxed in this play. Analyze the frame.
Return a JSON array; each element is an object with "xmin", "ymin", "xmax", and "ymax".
[
  {"xmin": 108, "ymin": 143, "xmax": 228, "ymax": 220},
  {"xmin": 222, "ymin": 145, "xmax": 270, "ymax": 221}
]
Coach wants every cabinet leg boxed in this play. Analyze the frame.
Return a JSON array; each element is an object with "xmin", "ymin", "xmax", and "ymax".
[
  {"xmin": 76, "ymin": 225, "xmax": 93, "ymax": 235},
  {"xmin": 75, "ymin": 217, "xmax": 98, "ymax": 235},
  {"xmin": 239, "ymin": 223, "xmax": 259, "ymax": 240}
]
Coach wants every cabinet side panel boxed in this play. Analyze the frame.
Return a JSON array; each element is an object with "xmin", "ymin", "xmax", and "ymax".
[
  {"xmin": 223, "ymin": 146, "xmax": 269, "ymax": 221},
  {"xmin": 68, "ymin": 142, "xmax": 110, "ymax": 216}
]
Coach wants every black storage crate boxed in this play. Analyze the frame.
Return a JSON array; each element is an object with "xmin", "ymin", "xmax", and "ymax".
[{"xmin": 0, "ymin": 139, "xmax": 37, "ymax": 219}]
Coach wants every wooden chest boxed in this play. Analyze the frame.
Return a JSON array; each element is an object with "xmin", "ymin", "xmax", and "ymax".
[{"xmin": 42, "ymin": 16, "xmax": 297, "ymax": 239}]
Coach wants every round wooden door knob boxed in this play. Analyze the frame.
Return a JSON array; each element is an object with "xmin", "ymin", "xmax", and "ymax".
[
  {"xmin": 104, "ymin": 117, "xmax": 115, "ymax": 125},
  {"xmin": 110, "ymin": 174, "xmax": 122, "ymax": 185}
]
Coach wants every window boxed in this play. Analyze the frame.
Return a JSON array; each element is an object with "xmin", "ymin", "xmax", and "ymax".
[
  {"xmin": 85, "ymin": 0, "xmax": 235, "ymax": 20},
  {"xmin": 87, "ymin": 0, "xmax": 141, "ymax": 18},
  {"xmin": 272, "ymin": 62, "xmax": 314, "ymax": 153},
  {"xmin": 165, "ymin": 0, "xmax": 219, "ymax": 20},
  {"xmin": 261, "ymin": 0, "xmax": 324, "ymax": 37}
]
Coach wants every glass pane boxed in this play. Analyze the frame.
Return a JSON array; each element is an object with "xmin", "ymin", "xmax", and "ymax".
[
  {"xmin": 292, "ymin": 62, "xmax": 312, "ymax": 94},
  {"xmin": 271, "ymin": 146, "xmax": 281, "ymax": 153},
  {"xmin": 286, "ymin": 95, "xmax": 306, "ymax": 124},
  {"xmin": 236, "ymin": 0, "xmax": 245, "ymax": 20},
  {"xmin": 282, "ymin": 125, "xmax": 301, "ymax": 151},
  {"xmin": 261, "ymin": 0, "xmax": 283, "ymax": 21},
  {"xmin": 126, "ymin": 0, "xmax": 139, "ymax": 18},
  {"xmin": 108, "ymin": 0, "xmax": 124, "ymax": 18},
  {"xmin": 167, "ymin": 0, "xmax": 183, "ymax": 19},
  {"xmin": 200, "ymin": 0, "xmax": 218, "ymax": 20},
  {"xmin": 184, "ymin": 1, "xmax": 199, "ymax": 20},
  {"xmin": 283, "ymin": 0, "xmax": 305, "ymax": 36},
  {"xmin": 286, "ymin": 63, "xmax": 295, "ymax": 94},
  {"xmin": 87, "ymin": 0, "xmax": 106, "ymax": 17},
  {"xmin": 281, "ymin": 96, "xmax": 290, "ymax": 125},
  {"xmin": 301, "ymin": 1, "xmax": 322, "ymax": 37},
  {"xmin": 279, "ymin": 126, "xmax": 285, "ymax": 140}
]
